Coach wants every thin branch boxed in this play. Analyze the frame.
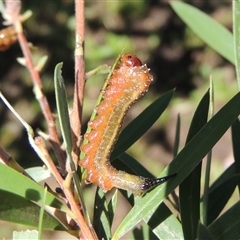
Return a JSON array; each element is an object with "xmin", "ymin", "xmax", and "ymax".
[
  {"xmin": 3, "ymin": 0, "xmax": 66, "ymax": 172},
  {"xmin": 70, "ymin": 1, "xmax": 98, "ymax": 239},
  {"xmin": 70, "ymin": 0, "xmax": 85, "ymax": 167},
  {"xmin": 34, "ymin": 137, "xmax": 96, "ymax": 239}
]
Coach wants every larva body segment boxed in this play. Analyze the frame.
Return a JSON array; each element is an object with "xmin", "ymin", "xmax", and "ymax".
[
  {"xmin": 0, "ymin": 26, "xmax": 17, "ymax": 51},
  {"xmin": 80, "ymin": 54, "xmax": 175, "ymax": 195}
]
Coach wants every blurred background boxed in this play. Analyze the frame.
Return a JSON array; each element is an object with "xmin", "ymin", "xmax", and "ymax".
[{"xmin": 0, "ymin": 0, "xmax": 236, "ymax": 239}]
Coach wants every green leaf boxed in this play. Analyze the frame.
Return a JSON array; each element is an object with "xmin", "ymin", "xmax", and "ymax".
[
  {"xmin": 107, "ymin": 190, "xmax": 118, "ymax": 228},
  {"xmin": 38, "ymin": 187, "xmax": 47, "ymax": 240},
  {"xmin": 233, "ymin": 0, "xmax": 240, "ymax": 88},
  {"xmin": 231, "ymin": 119, "xmax": 240, "ymax": 193},
  {"xmin": 111, "ymin": 89, "xmax": 175, "ymax": 160},
  {"xmin": 54, "ymin": 62, "xmax": 73, "ymax": 158},
  {"xmin": 115, "ymin": 153, "xmax": 181, "ymax": 239},
  {"xmin": 201, "ymin": 81, "xmax": 214, "ymax": 226},
  {"xmin": 0, "ymin": 163, "xmax": 66, "ymax": 211},
  {"xmin": 144, "ymin": 202, "xmax": 184, "ymax": 240},
  {"xmin": 116, "ymin": 154, "xmax": 182, "ymax": 239},
  {"xmin": 93, "ymin": 188, "xmax": 112, "ymax": 240},
  {"xmin": 173, "ymin": 114, "xmax": 181, "ymax": 157},
  {"xmin": 113, "ymin": 92, "xmax": 209, "ymax": 240},
  {"xmin": 170, "ymin": 1, "xmax": 234, "ymax": 64},
  {"xmin": 0, "ymin": 190, "xmax": 65, "ymax": 230},
  {"xmin": 209, "ymin": 163, "xmax": 236, "ymax": 191},
  {"xmin": 85, "ymin": 64, "xmax": 110, "ymax": 79},
  {"xmin": 179, "ymin": 90, "xmax": 209, "ymax": 239},
  {"xmin": 54, "ymin": 63, "xmax": 87, "ymax": 220},
  {"xmin": 113, "ymin": 92, "xmax": 240, "ymax": 239},
  {"xmin": 197, "ymin": 222, "xmax": 213, "ymax": 240},
  {"xmin": 25, "ymin": 167, "xmax": 51, "ymax": 183},
  {"xmin": 206, "ymin": 175, "xmax": 240, "ymax": 225},
  {"xmin": 208, "ymin": 201, "xmax": 240, "ymax": 239}
]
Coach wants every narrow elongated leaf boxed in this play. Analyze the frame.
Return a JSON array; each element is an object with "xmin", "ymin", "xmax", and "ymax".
[
  {"xmin": 111, "ymin": 89, "xmax": 175, "ymax": 160},
  {"xmin": 93, "ymin": 188, "xmax": 112, "ymax": 240},
  {"xmin": 233, "ymin": 0, "xmax": 240, "ymax": 88},
  {"xmin": 173, "ymin": 114, "xmax": 181, "ymax": 157},
  {"xmin": 54, "ymin": 63, "xmax": 88, "ymax": 219},
  {"xmin": 113, "ymin": 92, "xmax": 240, "ymax": 239},
  {"xmin": 170, "ymin": 1, "xmax": 234, "ymax": 64},
  {"xmin": 54, "ymin": 62, "xmax": 73, "ymax": 158},
  {"xmin": 107, "ymin": 190, "xmax": 118, "ymax": 228},
  {"xmin": 0, "ymin": 163, "xmax": 66, "ymax": 211},
  {"xmin": 85, "ymin": 64, "xmax": 110, "ymax": 79},
  {"xmin": 117, "ymin": 152, "xmax": 182, "ymax": 239},
  {"xmin": 208, "ymin": 201, "xmax": 240, "ymax": 239},
  {"xmin": 116, "ymin": 95, "xmax": 205, "ymax": 240},
  {"xmin": 0, "ymin": 190, "xmax": 65, "ymax": 230},
  {"xmin": 179, "ymin": 90, "xmax": 209, "ymax": 239},
  {"xmin": 197, "ymin": 222, "xmax": 213, "ymax": 240},
  {"xmin": 144, "ymin": 201, "xmax": 184, "ymax": 240},
  {"xmin": 209, "ymin": 163, "xmax": 236, "ymax": 191},
  {"xmin": 206, "ymin": 175, "xmax": 240, "ymax": 225},
  {"xmin": 114, "ymin": 152, "xmax": 181, "ymax": 239},
  {"xmin": 202, "ymin": 81, "xmax": 214, "ymax": 226},
  {"xmin": 231, "ymin": 119, "xmax": 240, "ymax": 192}
]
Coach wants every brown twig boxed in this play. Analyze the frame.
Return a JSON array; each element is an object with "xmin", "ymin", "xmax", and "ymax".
[
  {"xmin": 34, "ymin": 137, "xmax": 95, "ymax": 239},
  {"xmin": 34, "ymin": 137, "xmax": 64, "ymax": 186},
  {"xmin": 70, "ymin": 1, "xmax": 98, "ymax": 239},
  {"xmin": 70, "ymin": 0, "xmax": 85, "ymax": 167},
  {"xmin": 3, "ymin": 0, "xmax": 66, "ymax": 172},
  {"xmin": 17, "ymin": 33, "xmax": 66, "ymax": 172}
]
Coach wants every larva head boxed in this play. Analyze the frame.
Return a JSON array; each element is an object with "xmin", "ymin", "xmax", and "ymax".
[{"xmin": 121, "ymin": 53, "xmax": 142, "ymax": 67}]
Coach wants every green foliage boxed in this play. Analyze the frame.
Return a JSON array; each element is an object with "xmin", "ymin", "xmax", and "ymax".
[
  {"xmin": 0, "ymin": 165, "xmax": 67, "ymax": 231},
  {"xmin": 170, "ymin": 1, "xmax": 234, "ymax": 64},
  {"xmin": 179, "ymin": 90, "xmax": 210, "ymax": 239},
  {"xmin": 1, "ymin": 1, "xmax": 240, "ymax": 239}
]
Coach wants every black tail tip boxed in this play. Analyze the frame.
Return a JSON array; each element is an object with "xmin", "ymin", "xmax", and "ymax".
[{"xmin": 142, "ymin": 173, "xmax": 177, "ymax": 190}]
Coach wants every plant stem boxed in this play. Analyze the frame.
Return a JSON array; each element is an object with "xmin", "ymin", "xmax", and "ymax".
[
  {"xmin": 70, "ymin": 0, "xmax": 85, "ymax": 167},
  {"xmin": 3, "ymin": 0, "xmax": 66, "ymax": 172}
]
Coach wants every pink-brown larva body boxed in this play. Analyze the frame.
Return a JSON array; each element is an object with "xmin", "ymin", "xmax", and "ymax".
[{"xmin": 79, "ymin": 54, "xmax": 176, "ymax": 195}]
